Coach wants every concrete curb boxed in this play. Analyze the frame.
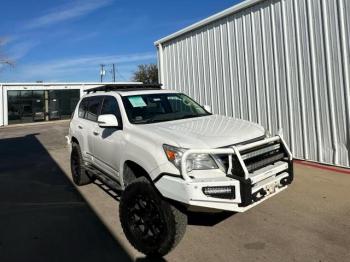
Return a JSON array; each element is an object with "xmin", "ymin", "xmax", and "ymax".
[{"xmin": 0, "ymin": 119, "xmax": 70, "ymax": 129}]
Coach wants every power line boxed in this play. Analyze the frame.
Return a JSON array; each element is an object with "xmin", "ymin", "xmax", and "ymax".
[
  {"xmin": 116, "ymin": 67, "xmax": 127, "ymax": 81},
  {"xmin": 99, "ymin": 63, "xmax": 118, "ymax": 82}
]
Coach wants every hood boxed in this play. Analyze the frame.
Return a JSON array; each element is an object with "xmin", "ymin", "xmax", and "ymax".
[{"xmin": 141, "ymin": 114, "xmax": 265, "ymax": 148}]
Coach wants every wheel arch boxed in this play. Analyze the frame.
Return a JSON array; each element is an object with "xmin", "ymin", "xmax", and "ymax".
[
  {"xmin": 123, "ymin": 160, "xmax": 151, "ymax": 181},
  {"xmin": 71, "ymin": 136, "xmax": 79, "ymax": 145}
]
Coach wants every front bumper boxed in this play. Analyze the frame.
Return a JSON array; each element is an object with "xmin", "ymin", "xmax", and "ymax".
[{"xmin": 154, "ymin": 135, "xmax": 293, "ymax": 212}]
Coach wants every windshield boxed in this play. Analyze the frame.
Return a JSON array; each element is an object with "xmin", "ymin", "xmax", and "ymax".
[{"xmin": 122, "ymin": 93, "xmax": 210, "ymax": 124}]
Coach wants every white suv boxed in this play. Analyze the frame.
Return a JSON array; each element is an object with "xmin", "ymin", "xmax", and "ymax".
[{"xmin": 68, "ymin": 84, "xmax": 293, "ymax": 256}]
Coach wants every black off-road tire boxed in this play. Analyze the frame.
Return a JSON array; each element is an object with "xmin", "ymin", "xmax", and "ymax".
[
  {"xmin": 70, "ymin": 142, "xmax": 93, "ymax": 186},
  {"xmin": 119, "ymin": 177, "xmax": 187, "ymax": 257}
]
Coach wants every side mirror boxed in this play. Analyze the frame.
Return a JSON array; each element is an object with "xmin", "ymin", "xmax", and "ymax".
[
  {"xmin": 97, "ymin": 114, "xmax": 119, "ymax": 128},
  {"xmin": 204, "ymin": 105, "xmax": 212, "ymax": 113}
]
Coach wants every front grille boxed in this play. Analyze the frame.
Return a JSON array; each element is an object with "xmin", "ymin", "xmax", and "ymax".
[
  {"xmin": 216, "ymin": 141, "xmax": 287, "ymax": 176},
  {"xmin": 246, "ymin": 152, "xmax": 284, "ymax": 172}
]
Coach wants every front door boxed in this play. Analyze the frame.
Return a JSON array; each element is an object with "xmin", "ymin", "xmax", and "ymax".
[{"xmin": 91, "ymin": 95, "xmax": 124, "ymax": 180}]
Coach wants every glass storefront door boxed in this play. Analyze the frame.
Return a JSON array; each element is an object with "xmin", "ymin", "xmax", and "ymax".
[
  {"xmin": 48, "ymin": 90, "xmax": 80, "ymax": 120},
  {"xmin": 32, "ymin": 91, "xmax": 45, "ymax": 121},
  {"xmin": 7, "ymin": 91, "xmax": 22, "ymax": 124},
  {"xmin": 7, "ymin": 89, "xmax": 80, "ymax": 125}
]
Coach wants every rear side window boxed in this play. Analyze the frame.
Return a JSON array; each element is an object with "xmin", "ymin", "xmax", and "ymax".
[
  {"xmin": 86, "ymin": 97, "xmax": 103, "ymax": 122},
  {"xmin": 78, "ymin": 98, "xmax": 88, "ymax": 118}
]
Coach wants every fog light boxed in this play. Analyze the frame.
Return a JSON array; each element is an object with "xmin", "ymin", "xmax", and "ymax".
[{"xmin": 202, "ymin": 186, "xmax": 235, "ymax": 199}]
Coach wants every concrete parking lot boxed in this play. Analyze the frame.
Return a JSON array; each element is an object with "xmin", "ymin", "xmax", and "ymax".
[{"xmin": 0, "ymin": 121, "xmax": 349, "ymax": 262}]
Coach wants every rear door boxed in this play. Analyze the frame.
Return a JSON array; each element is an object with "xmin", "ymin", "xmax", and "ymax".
[
  {"xmin": 91, "ymin": 95, "xmax": 124, "ymax": 179},
  {"xmin": 83, "ymin": 96, "xmax": 103, "ymax": 164},
  {"xmin": 70, "ymin": 97, "xmax": 89, "ymax": 161},
  {"xmin": 70, "ymin": 96, "xmax": 103, "ymax": 163}
]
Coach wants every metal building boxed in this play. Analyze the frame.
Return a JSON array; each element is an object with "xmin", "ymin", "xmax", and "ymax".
[{"xmin": 155, "ymin": 0, "xmax": 350, "ymax": 168}]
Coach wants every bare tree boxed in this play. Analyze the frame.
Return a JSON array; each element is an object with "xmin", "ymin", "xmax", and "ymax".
[
  {"xmin": 0, "ymin": 37, "xmax": 14, "ymax": 67},
  {"xmin": 132, "ymin": 64, "xmax": 158, "ymax": 84}
]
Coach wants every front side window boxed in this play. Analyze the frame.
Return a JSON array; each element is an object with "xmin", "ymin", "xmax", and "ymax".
[
  {"xmin": 101, "ymin": 96, "xmax": 123, "ymax": 126},
  {"xmin": 122, "ymin": 93, "xmax": 210, "ymax": 124},
  {"xmin": 101, "ymin": 96, "xmax": 120, "ymax": 116}
]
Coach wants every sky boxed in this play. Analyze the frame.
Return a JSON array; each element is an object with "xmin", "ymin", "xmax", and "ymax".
[{"xmin": 0, "ymin": 0, "xmax": 240, "ymax": 82}]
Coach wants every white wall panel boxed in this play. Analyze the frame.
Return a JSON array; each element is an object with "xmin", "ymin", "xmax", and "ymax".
[
  {"xmin": 0, "ymin": 84, "xmax": 3, "ymax": 126},
  {"xmin": 157, "ymin": 0, "xmax": 350, "ymax": 167}
]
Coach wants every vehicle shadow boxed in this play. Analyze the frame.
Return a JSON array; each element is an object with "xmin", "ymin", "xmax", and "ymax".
[
  {"xmin": 187, "ymin": 211, "xmax": 236, "ymax": 226},
  {"xmin": 0, "ymin": 134, "xmax": 132, "ymax": 262},
  {"xmin": 135, "ymin": 256, "xmax": 167, "ymax": 262}
]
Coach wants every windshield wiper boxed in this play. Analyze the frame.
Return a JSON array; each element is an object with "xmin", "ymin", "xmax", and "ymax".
[
  {"xmin": 135, "ymin": 114, "xmax": 207, "ymax": 124},
  {"xmin": 180, "ymin": 114, "xmax": 204, "ymax": 120},
  {"xmin": 143, "ymin": 115, "xmax": 170, "ymax": 124}
]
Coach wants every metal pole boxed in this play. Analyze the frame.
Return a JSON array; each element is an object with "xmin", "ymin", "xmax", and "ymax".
[
  {"xmin": 45, "ymin": 90, "xmax": 49, "ymax": 121},
  {"xmin": 112, "ymin": 63, "xmax": 116, "ymax": 82},
  {"xmin": 100, "ymin": 64, "xmax": 105, "ymax": 82}
]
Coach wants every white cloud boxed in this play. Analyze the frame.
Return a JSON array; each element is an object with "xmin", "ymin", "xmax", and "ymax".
[
  {"xmin": 7, "ymin": 41, "xmax": 40, "ymax": 60},
  {"xmin": 68, "ymin": 31, "xmax": 99, "ymax": 43},
  {"xmin": 25, "ymin": 0, "xmax": 113, "ymax": 29},
  {"xmin": 27, "ymin": 53, "xmax": 156, "ymax": 70},
  {"xmin": 4, "ymin": 52, "xmax": 156, "ymax": 81},
  {"xmin": 1, "ymin": 38, "xmax": 38, "ymax": 70},
  {"xmin": 0, "ymin": 37, "xmax": 11, "ymax": 46},
  {"xmin": 1, "ymin": 0, "xmax": 113, "ymax": 64}
]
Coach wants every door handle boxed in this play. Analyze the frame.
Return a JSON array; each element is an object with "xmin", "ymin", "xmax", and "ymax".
[
  {"xmin": 93, "ymin": 131, "xmax": 99, "ymax": 136},
  {"xmin": 78, "ymin": 125, "xmax": 83, "ymax": 129}
]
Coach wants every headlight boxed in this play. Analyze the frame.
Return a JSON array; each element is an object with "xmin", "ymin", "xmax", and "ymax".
[
  {"xmin": 187, "ymin": 153, "xmax": 218, "ymax": 171},
  {"xmin": 163, "ymin": 144, "xmax": 218, "ymax": 172},
  {"xmin": 163, "ymin": 144, "xmax": 185, "ymax": 168}
]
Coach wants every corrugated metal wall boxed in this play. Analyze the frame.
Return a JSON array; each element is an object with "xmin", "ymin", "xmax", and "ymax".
[{"xmin": 157, "ymin": 0, "xmax": 350, "ymax": 167}]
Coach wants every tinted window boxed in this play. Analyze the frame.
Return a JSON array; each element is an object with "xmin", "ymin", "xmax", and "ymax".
[
  {"xmin": 101, "ymin": 96, "xmax": 120, "ymax": 116},
  {"xmin": 49, "ymin": 89, "xmax": 80, "ymax": 119},
  {"xmin": 168, "ymin": 96, "xmax": 193, "ymax": 113},
  {"xmin": 86, "ymin": 97, "xmax": 103, "ymax": 122},
  {"xmin": 101, "ymin": 96, "xmax": 123, "ymax": 127},
  {"xmin": 122, "ymin": 93, "xmax": 209, "ymax": 124},
  {"xmin": 78, "ymin": 98, "xmax": 88, "ymax": 118}
]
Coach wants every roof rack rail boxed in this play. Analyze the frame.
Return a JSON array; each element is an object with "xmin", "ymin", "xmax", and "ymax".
[{"xmin": 84, "ymin": 83, "xmax": 162, "ymax": 94}]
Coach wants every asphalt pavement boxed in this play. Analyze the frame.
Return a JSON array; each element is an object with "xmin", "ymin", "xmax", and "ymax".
[{"xmin": 0, "ymin": 121, "xmax": 349, "ymax": 262}]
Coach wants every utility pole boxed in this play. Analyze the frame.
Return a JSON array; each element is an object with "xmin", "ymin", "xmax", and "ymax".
[
  {"xmin": 100, "ymin": 64, "xmax": 106, "ymax": 82},
  {"xmin": 112, "ymin": 63, "xmax": 116, "ymax": 82}
]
